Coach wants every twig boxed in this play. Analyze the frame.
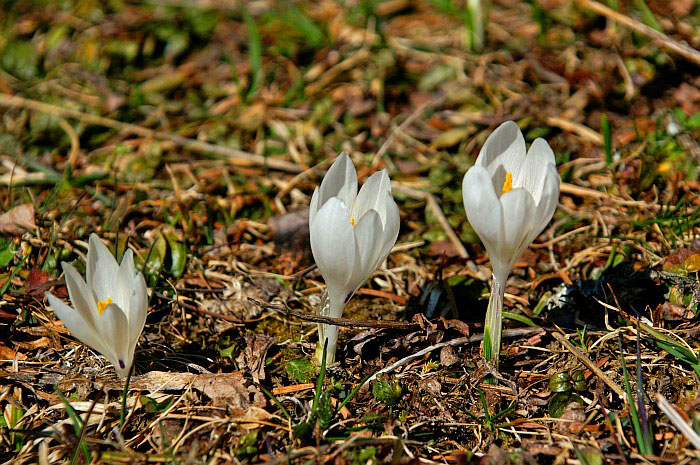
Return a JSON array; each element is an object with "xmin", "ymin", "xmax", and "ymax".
[
  {"xmin": 392, "ymin": 182, "xmax": 469, "ymax": 259},
  {"xmin": 0, "ymin": 93, "xmax": 303, "ymax": 173},
  {"xmin": 576, "ymin": 0, "xmax": 700, "ymax": 66},
  {"xmin": 274, "ymin": 157, "xmax": 332, "ymax": 213},
  {"xmin": 156, "ymin": 292, "xmax": 248, "ymax": 325},
  {"xmin": 560, "ymin": 182, "xmax": 659, "ymax": 209},
  {"xmin": 363, "ymin": 328, "xmax": 544, "ymax": 386},
  {"xmin": 250, "ymin": 298, "xmax": 420, "ymax": 330},
  {"xmin": 530, "ymin": 225, "xmax": 592, "ymax": 249},
  {"xmin": 545, "ymin": 116, "xmax": 603, "ymax": 145},
  {"xmin": 551, "ymin": 330, "xmax": 626, "ymax": 399},
  {"xmin": 371, "ymin": 92, "xmax": 447, "ymax": 167},
  {"xmin": 656, "ymin": 393, "xmax": 700, "ymax": 449}
]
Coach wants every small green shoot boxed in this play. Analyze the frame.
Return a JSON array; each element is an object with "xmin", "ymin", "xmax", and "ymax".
[
  {"xmin": 575, "ymin": 325, "xmax": 591, "ymax": 352},
  {"xmin": 503, "ymin": 311, "xmax": 538, "ymax": 328},
  {"xmin": 601, "ymin": 113, "xmax": 613, "ymax": 166},
  {"xmin": 0, "ymin": 254, "xmax": 28, "ymax": 296},
  {"xmin": 371, "ymin": 376, "xmax": 402, "ymax": 406},
  {"xmin": 2, "ymin": 403, "xmax": 25, "ymax": 451},
  {"xmin": 618, "ymin": 336, "xmax": 653, "ymax": 455},
  {"xmin": 140, "ymin": 395, "xmax": 175, "ymax": 414},
  {"xmin": 634, "ymin": 0, "xmax": 662, "ymax": 32},
  {"xmin": 56, "ymin": 389, "xmax": 90, "ymax": 464},
  {"xmin": 242, "ymin": 8, "xmax": 262, "ymax": 100},
  {"xmin": 257, "ymin": 384, "xmax": 291, "ymax": 421},
  {"xmin": 472, "ymin": 388, "xmax": 518, "ymax": 432}
]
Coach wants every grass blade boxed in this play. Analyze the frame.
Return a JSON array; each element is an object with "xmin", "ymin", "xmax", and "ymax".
[
  {"xmin": 601, "ymin": 113, "xmax": 613, "ymax": 166},
  {"xmin": 618, "ymin": 336, "xmax": 652, "ymax": 455},
  {"xmin": 55, "ymin": 389, "xmax": 90, "ymax": 464},
  {"xmin": 242, "ymin": 8, "xmax": 262, "ymax": 100}
]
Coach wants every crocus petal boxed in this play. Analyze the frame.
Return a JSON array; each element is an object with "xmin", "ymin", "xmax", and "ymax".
[
  {"xmin": 309, "ymin": 187, "xmax": 320, "ymax": 226},
  {"xmin": 62, "ymin": 262, "xmax": 99, "ymax": 327},
  {"xmin": 128, "ymin": 272, "xmax": 148, "ymax": 349},
  {"xmin": 310, "ymin": 197, "xmax": 356, "ymax": 304},
  {"xmin": 46, "ymin": 292, "xmax": 111, "ymax": 360},
  {"xmin": 376, "ymin": 191, "xmax": 400, "ymax": 268},
  {"xmin": 476, "ymin": 121, "xmax": 526, "ymax": 182},
  {"xmin": 87, "ymin": 234, "xmax": 119, "ymax": 303},
  {"xmin": 115, "ymin": 249, "xmax": 135, "ymax": 312},
  {"xmin": 318, "ymin": 153, "xmax": 357, "ymax": 215},
  {"xmin": 97, "ymin": 303, "xmax": 131, "ymax": 377},
  {"xmin": 351, "ymin": 170, "xmax": 391, "ymax": 222},
  {"xmin": 499, "ymin": 187, "xmax": 536, "ymax": 268},
  {"xmin": 525, "ymin": 163, "xmax": 560, "ymax": 246},
  {"xmin": 347, "ymin": 209, "xmax": 383, "ymax": 294},
  {"xmin": 514, "ymin": 138, "xmax": 556, "ymax": 204},
  {"xmin": 462, "ymin": 165, "xmax": 504, "ymax": 264}
]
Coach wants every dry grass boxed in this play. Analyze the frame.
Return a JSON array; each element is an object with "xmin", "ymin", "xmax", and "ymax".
[{"xmin": 0, "ymin": 0, "xmax": 699, "ymax": 463}]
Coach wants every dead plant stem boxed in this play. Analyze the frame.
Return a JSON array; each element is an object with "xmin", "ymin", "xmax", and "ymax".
[
  {"xmin": 552, "ymin": 330, "xmax": 626, "ymax": 399},
  {"xmin": 576, "ymin": 0, "xmax": 700, "ymax": 66},
  {"xmin": 0, "ymin": 93, "xmax": 303, "ymax": 173}
]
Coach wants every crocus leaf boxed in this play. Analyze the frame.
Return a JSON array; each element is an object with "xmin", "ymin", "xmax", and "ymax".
[
  {"xmin": 164, "ymin": 232, "xmax": 187, "ymax": 278},
  {"xmin": 145, "ymin": 232, "xmax": 167, "ymax": 283}
]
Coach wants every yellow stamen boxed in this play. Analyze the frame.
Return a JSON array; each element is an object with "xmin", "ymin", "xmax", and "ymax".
[
  {"xmin": 502, "ymin": 171, "xmax": 513, "ymax": 194},
  {"xmin": 350, "ymin": 216, "xmax": 356, "ymax": 227},
  {"xmin": 97, "ymin": 297, "xmax": 112, "ymax": 315}
]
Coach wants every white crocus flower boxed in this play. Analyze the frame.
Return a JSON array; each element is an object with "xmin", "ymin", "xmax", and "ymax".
[
  {"xmin": 309, "ymin": 152, "xmax": 400, "ymax": 364},
  {"xmin": 462, "ymin": 121, "xmax": 560, "ymax": 365},
  {"xmin": 46, "ymin": 234, "xmax": 148, "ymax": 378}
]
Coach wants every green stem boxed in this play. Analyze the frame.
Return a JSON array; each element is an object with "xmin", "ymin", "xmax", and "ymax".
[
  {"xmin": 120, "ymin": 363, "xmax": 134, "ymax": 428},
  {"xmin": 315, "ymin": 289, "xmax": 344, "ymax": 366},
  {"xmin": 483, "ymin": 273, "xmax": 505, "ymax": 367}
]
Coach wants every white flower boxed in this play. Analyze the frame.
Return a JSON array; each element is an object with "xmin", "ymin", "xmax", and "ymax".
[
  {"xmin": 462, "ymin": 121, "xmax": 560, "ymax": 364},
  {"xmin": 309, "ymin": 152, "xmax": 400, "ymax": 363},
  {"xmin": 462, "ymin": 121, "xmax": 560, "ymax": 285},
  {"xmin": 46, "ymin": 234, "xmax": 148, "ymax": 378}
]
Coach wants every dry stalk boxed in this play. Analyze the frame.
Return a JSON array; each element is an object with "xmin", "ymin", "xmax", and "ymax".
[
  {"xmin": 0, "ymin": 93, "xmax": 303, "ymax": 174},
  {"xmin": 576, "ymin": 0, "xmax": 700, "ymax": 66}
]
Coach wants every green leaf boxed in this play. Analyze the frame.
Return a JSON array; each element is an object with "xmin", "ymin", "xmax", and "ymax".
[
  {"xmin": 317, "ymin": 391, "xmax": 334, "ymax": 430},
  {"xmin": 634, "ymin": 0, "xmax": 662, "ymax": 32},
  {"xmin": 164, "ymin": 232, "xmax": 187, "ymax": 278},
  {"xmin": 483, "ymin": 326, "xmax": 493, "ymax": 360},
  {"xmin": 0, "ymin": 239, "xmax": 15, "ymax": 267},
  {"xmin": 139, "ymin": 395, "xmax": 174, "ymax": 413},
  {"xmin": 220, "ymin": 344, "xmax": 236, "ymax": 359},
  {"xmin": 286, "ymin": 358, "xmax": 314, "ymax": 383},
  {"xmin": 285, "ymin": 5, "xmax": 325, "ymax": 49},
  {"xmin": 371, "ymin": 376, "xmax": 402, "ymax": 405},
  {"xmin": 234, "ymin": 430, "xmax": 260, "ymax": 459},
  {"xmin": 502, "ymin": 311, "xmax": 538, "ymax": 327},
  {"xmin": 0, "ymin": 41, "xmax": 39, "ymax": 80},
  {"xmin": 144, "ymin": 232, "xmax": 167, "ymax": 286},
  {"xmin": 548, "ymin": 392, "xmax": 583, "ymax": 418}
]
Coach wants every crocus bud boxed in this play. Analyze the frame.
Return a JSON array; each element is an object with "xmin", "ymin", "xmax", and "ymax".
[{"xmin": 309, "ymin": 153, "xmax": 400, "ymax": 364}]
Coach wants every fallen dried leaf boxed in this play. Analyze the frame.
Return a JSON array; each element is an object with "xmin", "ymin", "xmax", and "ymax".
[
  {"xmin": 237, "ymin": 333, "xmax": 276, "ymax": 382},
  {"xmin": 127, "ymin": 371, "xmax": 266, "ymax": 409},
  {"xmin": 0, "ymin": 204, "xmax": 35, "ymax": 235}
]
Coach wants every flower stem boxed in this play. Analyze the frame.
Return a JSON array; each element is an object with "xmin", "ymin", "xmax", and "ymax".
[
  {"xmin": 483, "ymin": 273, "xmax": 505, "ymax": 367},
  {"xmin": 120, "ymin": 363, "xmax": 134, "ymax": 428},
  {"xmin": 315, "ymin": 289, "xmax": 344, "ymax": 366}
]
